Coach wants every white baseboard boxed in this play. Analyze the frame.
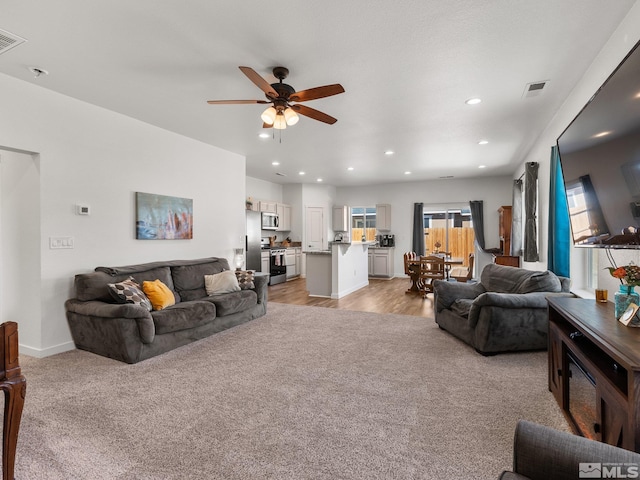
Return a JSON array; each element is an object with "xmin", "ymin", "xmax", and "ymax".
[
  {"xmin": 20, "ymin": 341, "xmax": 75, "ymax": 358},
  {"xmin": 331, "ymin": 280, "xmax": 369, "ymax": 299}
]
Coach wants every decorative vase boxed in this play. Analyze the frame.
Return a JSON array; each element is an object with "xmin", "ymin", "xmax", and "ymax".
[{"xmin": 614, "ymin": 285, "xmax": 640, "ymax": 319}]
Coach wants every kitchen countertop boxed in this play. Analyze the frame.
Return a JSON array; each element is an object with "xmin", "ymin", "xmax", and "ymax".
[{"xmin": 303, "ymin": 250, "xmax": 332, "ymax": 255}]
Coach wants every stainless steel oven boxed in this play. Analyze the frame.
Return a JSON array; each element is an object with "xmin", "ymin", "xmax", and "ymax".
[{"xmin": 269, "ymin": 248, "xmax": 287, "ymax": 285}]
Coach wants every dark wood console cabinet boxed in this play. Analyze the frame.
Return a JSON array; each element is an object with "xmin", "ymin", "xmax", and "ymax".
[{"xmin": 548, "ymin": 297, "xmax": 640, "ymax": 452}]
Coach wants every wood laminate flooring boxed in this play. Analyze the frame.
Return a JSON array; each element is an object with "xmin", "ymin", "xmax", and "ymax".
[{"xmin": 268, "ymin": 277, "xmax": 435, "ymax": 317}]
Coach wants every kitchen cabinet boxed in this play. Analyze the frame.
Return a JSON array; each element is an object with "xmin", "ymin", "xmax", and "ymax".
[
  {"xmin": 277, "ymin": 203, "xmax": 292, "ymax": 231},
  {"xmin": 259, "ymin": 201, "xmax": 277, "ymax": 213},
  {"xmin": 376, "ymin": 204, "xmax": 391, "ymax": 231},
  {"xmin": 285, "ymin": 249, "xmax": 296, "ymax": 279},
  {"xmin": 295, "ymin": 248, "xmax": 302, "ymax": 276},
  {"xmin": 368, "ymin": 247, "xmax": 395, "ymax": 278},
  {"xmin": 261, "ymin": 251, "xmax": 270, "ymax": 275},
  {"xmin": 332, "ymin": 205, "xmax": 349, "ymax": 232}
]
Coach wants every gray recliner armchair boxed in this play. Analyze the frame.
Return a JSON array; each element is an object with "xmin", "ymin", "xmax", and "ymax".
[
  {"xmin": 501, "ymin": 420, "xmax": 640, "ymax": 479},
  {"xmin": 433, "ymin": 263, "xmax": 572, "ymax": 355}
]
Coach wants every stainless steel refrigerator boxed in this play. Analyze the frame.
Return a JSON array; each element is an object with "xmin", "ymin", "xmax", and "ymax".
[{"xmin": 246, "ymin": 211, "xmax": 262, "ymax": 271}]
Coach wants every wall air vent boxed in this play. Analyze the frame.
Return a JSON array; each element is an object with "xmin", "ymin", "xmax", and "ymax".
[
  {"xmin": 522, "ymin": 80, "xmax": 549, "ymax": 99},
  {"xmin": 0, "ymin": 29, "xmax": 27, "ymax": 56}
]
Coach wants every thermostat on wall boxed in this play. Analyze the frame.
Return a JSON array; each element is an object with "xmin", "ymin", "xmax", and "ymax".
[{"xmin": 76, "ymin": 204, "xmax": 90, "ymax": 215}]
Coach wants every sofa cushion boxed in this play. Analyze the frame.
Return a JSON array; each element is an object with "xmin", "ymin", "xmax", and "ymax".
[
  {"xmin": 203, "ymin": 290, "xmax": 258, "ymax": 316},
  {"xmin": 108, "ymin": 277, "xmax": 152, "ymax": 311},
  {"xmin": 451, "ymin": 298, "xmax": 474, "ymax": 318},
  {"xmin": 171, "ymin": 261, "xmax": 227, "ymax": 301},
  {"xmin": 514, "ymin": 270, "xmax": 562, "ymax": 294},
  {"xmin": 205, "ymin": 271, "xmax": 241, "ymax": 295},
  {"xmin": 142, "ymin": 279, "xmax": 176, "ymax": 311},
  {"xmin": 151, "ymin": 300, "xmax": 217, "ymax": 335}
]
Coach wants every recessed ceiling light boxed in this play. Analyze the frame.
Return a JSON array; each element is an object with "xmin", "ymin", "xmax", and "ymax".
[
  {"xmin": 384, "ymin": 150, "xmax": 394, "ymax": 156},
  {"xmin": 478, "ymin": 140, "xmax": 489, "ymax": 145},
  {"xmin": 317, "ymin": 178, "xmax": 323, "ymax": 182},
  {"xmin": 299, "ymin": 171, "xmax": 305, "ymax": 175},
  {"xmin": 593, "ymin": 131, "xmax": 612, "ymax": 138},
  {"xmin": 465, "ymin": 98, "xmax": 482, "ymax": 105},
  {"xmin": 404, "ymin": 171, "xmax": 411, "ymax": 175},
  {"xmin": 478, "ymin": 165, "xmax": 486, "ymax": 169},
  {"xmin": 272, "ymin": 161, "xmax": 280, "ymax": 166},
  {"xmin": 258, "ymin": 133, "xmax": 270, "ymax": 139},
  {"xmin": 347, "ymin": 167, "xmax": 354, "ymax": 171}
]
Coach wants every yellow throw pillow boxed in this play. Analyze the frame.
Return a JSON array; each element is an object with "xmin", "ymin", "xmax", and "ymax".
[{"xmin": 142, "ymin": 279, "xmax": 176, "ymax": 311}]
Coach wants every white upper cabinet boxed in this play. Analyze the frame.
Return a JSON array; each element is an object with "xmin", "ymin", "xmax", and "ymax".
[
  {"xmin": 376, "ymin": 204, "xmax": 391, "ymax": 231},
  {"xmin": 332, "ymin": 205, "xmax": 349, "ymax": 232},
  {"xmin": 276, "ymin": 203, "xmax": 291, "ymax": 231}
]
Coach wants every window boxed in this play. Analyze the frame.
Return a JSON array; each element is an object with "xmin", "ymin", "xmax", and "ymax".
[{"xmin": 351, "ymin": 207, "xmax": 376, "ymax": 242}]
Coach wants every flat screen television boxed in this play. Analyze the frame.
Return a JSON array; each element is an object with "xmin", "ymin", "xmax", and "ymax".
[{"xmin": 557, "ymin": 39, "xmax": 640, "ymax": 248}]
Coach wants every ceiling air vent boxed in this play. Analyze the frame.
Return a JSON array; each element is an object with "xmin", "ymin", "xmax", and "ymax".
[
  {"xmin": 522, "ymin": 80, "xmax": 549, "ymax": 99},
  {"xmin": 0, "ymin": 28, "xmax": 27, "ymax": 56}
]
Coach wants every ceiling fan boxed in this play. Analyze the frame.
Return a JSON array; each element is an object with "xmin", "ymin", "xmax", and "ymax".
[{"xmin": 207, "ymin": 66, "xmax": 345, "ymax": 129}]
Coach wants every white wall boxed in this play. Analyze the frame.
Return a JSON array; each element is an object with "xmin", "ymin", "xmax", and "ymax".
[
  {"xmin": 335, "ymin": 176, "xmax": 513, "ymax": 276},
  {"xmin": 0, "ymin": 73, "xmax": 247, "ymax": 357},
  {"xmin": 246, "ymin": 176, "xmax": 283, "ymax": 205},
  {"xmin": 0, "ymin": 150, "xmax": 41, "ymax": 350},
  {"xmin": 513, "ymin": 2, "xmax": 640, "ymax": 289}
]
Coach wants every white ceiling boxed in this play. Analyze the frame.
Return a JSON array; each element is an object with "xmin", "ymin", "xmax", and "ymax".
[{"xmin": 0, "ymin": 1, "xmax": 636, "ymax": 187}]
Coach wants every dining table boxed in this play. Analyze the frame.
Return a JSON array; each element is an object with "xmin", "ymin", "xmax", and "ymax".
[{"xmin": 405, "ymin": 256, "xmax": 464, "ymax": 294}]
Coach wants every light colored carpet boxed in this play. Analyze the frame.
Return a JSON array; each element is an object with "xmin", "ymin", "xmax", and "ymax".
[{"xmin": 15, "ymin": 303, "xmax": 568, "ymax": 479}]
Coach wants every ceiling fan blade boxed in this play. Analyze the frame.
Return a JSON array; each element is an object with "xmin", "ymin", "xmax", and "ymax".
[
  {"xmin": 291, "ymin": 104, "xmax": 338, "ymax": 125},
  {"xmin": 262, "ymin": 122, "xmax": 273, "ymax": 129},
  {"xmin": 207, "ymin": 100, "xmax": 270, "ymax": 104},
  {"xmin": 289, "ymin": 84, "xmax": 345, "ymax": 102},
  {"xmin": 239, "ymin": 66, "xmax": 278, "ymax": 99}
]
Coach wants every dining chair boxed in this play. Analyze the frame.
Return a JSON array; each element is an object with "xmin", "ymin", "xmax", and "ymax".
[
  {"xmin": 450, "ymin": 253, "xmax": 475, "ymax": 282},
  {"xmin": 403, "ymin": 252, "xmax": 417, "ymax": 275},
  {"xmin": 418, "ymin": 255, "xmax": 446, "ymax": 296}
]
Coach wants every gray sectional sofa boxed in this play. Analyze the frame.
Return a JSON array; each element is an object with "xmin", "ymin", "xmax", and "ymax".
[
  {"xmin": 65, "ymin": 257, "xmax": 267, "ymax": 363},
  {"xmin": 433, "ymin": 263, "xmax": 572, "ymax": 355}
]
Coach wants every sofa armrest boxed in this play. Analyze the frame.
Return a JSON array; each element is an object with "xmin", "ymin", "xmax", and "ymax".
[
  {"xmin": 433, "ymin": 280, "xmax": 486, "ymax": 312},
  {"xmin": 65, "ymin": 299, "xmax": 150, "ymax": 319},
  {"xmin": 65, "ymin": 299, "xmax": 155, "ymax": 344},
  {"xmin": 252, "ymin": 274, "xmax": 268, "ymax": 304},
  {"xmin": 509, "ymin": 420, "xmax": 640, "ymax": 480}
]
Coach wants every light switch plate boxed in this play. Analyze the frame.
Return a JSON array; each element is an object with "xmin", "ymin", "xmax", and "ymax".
[{"xmin": 50, "ymin": 237, "xmax": 74, "ymax": 249}]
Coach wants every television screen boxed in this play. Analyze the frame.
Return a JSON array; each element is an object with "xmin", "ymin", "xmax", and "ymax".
[{"xmin": 557, "ymin": 39, "xmax": 640, "ymax": 248}]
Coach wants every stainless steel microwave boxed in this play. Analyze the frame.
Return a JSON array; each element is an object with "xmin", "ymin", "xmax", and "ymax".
[{"xmin": 261, "ymin": 212, "xmax": 279, "ymax": 230}]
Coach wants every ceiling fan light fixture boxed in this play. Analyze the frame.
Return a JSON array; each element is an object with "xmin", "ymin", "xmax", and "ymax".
[
  {"xmin": 261, "ymin": 106, "xmax": 277, "ymax": 125},
  {"xmin": 284, "ymin": 107, "xmax": 299, "ymax": 126},
  {"xmin": 273, "ymin": 113, "xmax": 287, "ymax": 130}
]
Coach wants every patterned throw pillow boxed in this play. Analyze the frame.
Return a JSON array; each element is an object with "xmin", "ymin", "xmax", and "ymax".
[
  {"xmin": 108, "ymin": 276, "xmax": 152, "ymax": 311},
  {"xmin": 235, "ymin": 270, "xmax": 255, "ymax": 290}
]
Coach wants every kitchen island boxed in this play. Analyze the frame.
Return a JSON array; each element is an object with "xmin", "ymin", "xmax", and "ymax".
[{"xmin": 305, "ymin": 242, "xmax": 371, "ymax": 298}]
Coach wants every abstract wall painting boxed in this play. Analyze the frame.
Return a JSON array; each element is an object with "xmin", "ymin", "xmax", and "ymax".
[{"xmin": 136, "ymin": 192, "xmax": 193, "ymax": 240}]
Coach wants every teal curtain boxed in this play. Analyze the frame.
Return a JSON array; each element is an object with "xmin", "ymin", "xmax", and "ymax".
[{"xmin": 547, "ymin": 145, "xmax": 570, "ymax": 277}]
